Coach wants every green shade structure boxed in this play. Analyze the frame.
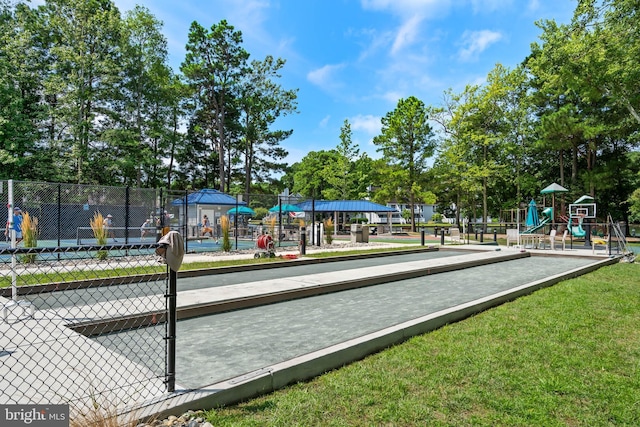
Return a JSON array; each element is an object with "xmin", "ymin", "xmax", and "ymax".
[
  {"xmin": 227, "ymin": 206, "xmax": 255, "ymax": 216},
  {"xmin": 540, "ymin": 183, "xmax": 569, "ymax": 228},
  {"xmin": 269, "ymin": 204, "xmax": 301, "ymax": 213},
  {"xmin": 540, "ymin": 183, "xmax": 569, "ymax": 194}
]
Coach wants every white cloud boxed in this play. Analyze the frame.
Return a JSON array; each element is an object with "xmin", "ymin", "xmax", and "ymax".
[
  {"xmin": 350, "ymin": 114, "xmax": 382, "ymax": 135},
  {"xmin": 469, "ymin": 0, "xmax": 513, "ymax": 13},
  {"xmin": 527, "ymin": 0, "xmax": 541, "ymax": 12},
  {"xmin": 361, "ymin": 0, "xmax": 452, "ymax": 55},
  {"xmin": 319, "ymin": 115, "xmax": 331, "ymax": 128},
  {"xmin": 457, "ymin": 30, "xmax": 503, "ymax": 61},
  {"xmin": 361, "ymin": 0, "xmax": 450, "ymax": 18},
  {"xmin": 307, "ymin": 64, "xmax": 345, "ymax": 89},
  {"xmin": 391, "ymin": 15, "xmax": 424, "ymax": 54}
]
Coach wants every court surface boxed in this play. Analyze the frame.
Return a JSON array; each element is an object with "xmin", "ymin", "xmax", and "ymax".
[{"xmin": 92, "ymin": 251, "xmax": 600, "ymax": 389}]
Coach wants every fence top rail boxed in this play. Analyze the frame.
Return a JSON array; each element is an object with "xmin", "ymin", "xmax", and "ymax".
[{"xmin": 0, "ymin": 242, "xmax": 160, "ymax": 255}]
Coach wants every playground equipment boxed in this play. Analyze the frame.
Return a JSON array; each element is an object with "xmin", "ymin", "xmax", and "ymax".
[
  {"xmin": 567, "ymin": 215, "xmax": 587, "ymax": 238},
  {"xmin": 566, "ymin": 195, "xmax": 595, "ymax": 239},
  {"xmin": 255, "ymin": 233, "xmax": 275, "ymax": 258},
  {"xmin": 521, "ymin": 206, "xmax": 553, "ymax": 235}
]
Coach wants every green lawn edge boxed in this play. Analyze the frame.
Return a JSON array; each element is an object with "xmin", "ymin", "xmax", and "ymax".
[{"xmin": 202, "ymin": 262, "xmax": 640, "ymax": 426}]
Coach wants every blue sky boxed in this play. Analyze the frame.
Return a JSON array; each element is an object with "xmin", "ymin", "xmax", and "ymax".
[{"xmin": 70, "ymin": 0, "xmax": 579, "ymax": 164}]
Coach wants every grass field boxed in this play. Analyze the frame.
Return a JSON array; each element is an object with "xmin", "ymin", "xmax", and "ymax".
[{"xmin": 202, "ymin": 261, "xmax": 640, "ymax": 426}]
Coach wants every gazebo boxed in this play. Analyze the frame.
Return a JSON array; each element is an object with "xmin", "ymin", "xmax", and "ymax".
[
  {"xmin": 172, "ymin": 189, "xmax": 246, "ymax": 237},
  {"xmin": 295, "ymin": 199, "xmax": 396, "ymax": 235}
]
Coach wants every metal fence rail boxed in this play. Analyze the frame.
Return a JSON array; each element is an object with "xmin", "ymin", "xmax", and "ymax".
[{"xmin": 0, "ymin": 243, "xmax": 170, "ymax": 414}]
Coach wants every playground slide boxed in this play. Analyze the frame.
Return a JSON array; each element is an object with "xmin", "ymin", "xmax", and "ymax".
[
  {"xmin": 521, "ymin": 216, "xmax": 551, "ymax": 234},
  {"xmin": 570, "ymin": 223, "xmax": 586, "ymax": 238}
]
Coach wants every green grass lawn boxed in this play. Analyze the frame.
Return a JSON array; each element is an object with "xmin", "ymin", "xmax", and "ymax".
[{"xmin": 203, "ymin": 262, "xmax": 640, "ymax": 426}]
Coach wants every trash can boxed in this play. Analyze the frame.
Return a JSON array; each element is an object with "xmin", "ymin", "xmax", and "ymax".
[
  {"xmin": 350, "ymin": 223, "xmax": 363, "ymax": 243},
  {"xmin": 361, "ymin": 225, "xmax": 370, "ymax": 243}
]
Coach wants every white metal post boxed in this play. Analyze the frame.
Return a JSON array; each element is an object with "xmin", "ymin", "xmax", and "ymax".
[{"xmin": 8, "ymin": 179, "xmax": 17, "ymax": 301}]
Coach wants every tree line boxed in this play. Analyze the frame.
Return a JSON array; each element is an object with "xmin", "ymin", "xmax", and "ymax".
[
  {"xmin": 0, "ymin": 0, "xmax": 297, "ymax": 204},
  {"xmin": 284, "ymin": 0, "xmax": 640, "ymax": 229},
  {"xmin": 1, "ymin": 0, "xmax": 639, "ymax": 227}
]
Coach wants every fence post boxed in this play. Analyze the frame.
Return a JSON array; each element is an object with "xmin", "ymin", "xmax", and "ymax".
[
  {"xmin": 278, "ymin": 196, "xmax": 282, "ymax": 248},
  {"xmin": 300, "ymin": 227, "xmax": 306, "ymax": 255},
  {"xmin": 57, "ymin": 184, "xmax": 62, "ymax": 258},
  {"xmin": 125, "ymin": 186, "xmax": 130, "ymax": 245},
  {"xmin": 235, "ymin": 195, "xmax": 239, "ymax": 251},
  {"xmin": 183, "ymin": 191, "xmax": 188, "ymax": 254},
  {"xmin": 166, "ymin": 267, "xmax": 177, "ymax": 393},
  {"xmin": 311, "ymin": 198, "xmax": 316, "ymax": 246}
]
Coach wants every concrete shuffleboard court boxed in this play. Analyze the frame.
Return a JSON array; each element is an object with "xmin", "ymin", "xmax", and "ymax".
[
  {"xmin": 88, "ymin": 248, "xmax": 616, "ymax": 421},
  {"xmin": 0, "ymin": 247, "xmax": 618, "ymax": 420}
]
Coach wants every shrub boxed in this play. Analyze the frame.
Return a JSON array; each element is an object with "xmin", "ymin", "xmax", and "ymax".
[{"xmin": 253, "ymin": 207, "xmax": 269, "ymax": 220}]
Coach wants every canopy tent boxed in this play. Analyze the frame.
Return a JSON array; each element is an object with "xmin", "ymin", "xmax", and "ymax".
[
  {"xmin": 227, "ymin": 206, "xmax": 255, "ymax": 216},
  {"xmin": 525, "ymin": 199, "xmax": 539, "ymax": 228}
]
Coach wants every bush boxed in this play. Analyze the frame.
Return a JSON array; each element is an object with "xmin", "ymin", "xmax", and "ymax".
[
  {"xmin": 21, "ymin": 211, "xmax": 38, "ymax": 263},
  {"xmin": 253, "ymin": 207, "xmax": 269, "ymax": 221}
]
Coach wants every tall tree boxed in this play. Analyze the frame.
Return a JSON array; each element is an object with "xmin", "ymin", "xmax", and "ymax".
[
  {"xmin": 239, "ymin": 55, "xmax": 297, "ymax": 202},
  {"xmin": 181, "ymin": 19, "xmax": 249, "ymax": 192},
  {"xmin": 373, "ymin": 96, "xmax": 437, "ymax": 231},
  {"xmin": 572, "ymin": 0, "xmax": 640, "ymax": 125},
  {"xmin": 104, "ymin": 5, "xmax": 172, "ymax": 187},
  {"xmin": 43, "ymin": 0, "xmax": 123, "ymax": 183},
  {"xmin": 291, "ymin": 150, "xmax": 341, "ymax": 198},
  {"xmin": 324, "ymin": 119, "xmax": 361, "ymax": 200},
  {"xmin": 0, "ymin": 3, "xmax": 47, "ymax": 180}
]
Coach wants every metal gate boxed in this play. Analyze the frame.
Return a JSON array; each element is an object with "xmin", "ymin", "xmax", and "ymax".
[{"xmin": 0, "ymin": 243, "xmax": 171, "ymax": 415}]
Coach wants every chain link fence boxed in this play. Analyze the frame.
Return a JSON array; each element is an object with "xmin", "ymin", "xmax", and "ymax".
[
  {"xmin": 0, "ymin": 242, "xmax": 171, "ymax": 414},
  {"xmin": 1, "ymin": 180, "xmax": 326, "ymax": 255},
  {"xmin": 1, "ymin": 180, "xmax": 169, "ymax": 248}
]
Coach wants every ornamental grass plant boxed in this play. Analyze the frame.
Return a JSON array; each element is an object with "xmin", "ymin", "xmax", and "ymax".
[
  {"xmin": 268, "ymin": 215, "xmax": 277, "ymax": 239},
  {"xmin": 324, "ymin": 218, "xmax": 334, "ymax": 244},
  {"xmin": 20, "ymin": 211, "xmax": 38, "ymax": 263},
  {"xmin": 220, "ymin": 214, "xmax": 231, "ymax": 252},
  {"xmin": 90, "ymin": 212, "xmax": 108, "ymax": 260}
]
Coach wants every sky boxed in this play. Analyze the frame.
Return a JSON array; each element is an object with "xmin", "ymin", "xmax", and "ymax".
[{"xmin": 37, "ymin": 0, "xmax": 578, "ymax": 165}]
